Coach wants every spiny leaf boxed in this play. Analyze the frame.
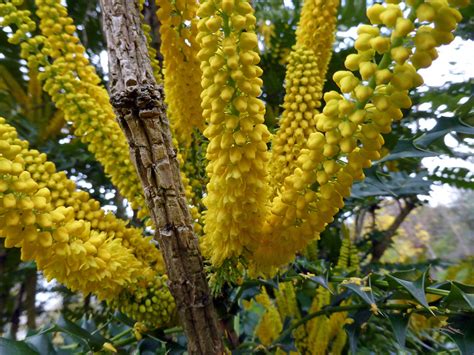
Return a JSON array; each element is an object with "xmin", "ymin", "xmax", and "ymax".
[
  {"xmin": 345, "ymin": 309, "xmax": 372, "ymax": 355},
  {"xmin": 54, "ymin": 316, "xmax": 107, "ymax": 351},
  {"xmin": 376, "ymin": 139, "xmax": 438, "ymax": 163},
  {"xmin": 414, "ymin": 117, "xmax": 474, "ymax": 149},
  {"xmin": 387, "ymin": 268, "xmax": 431, "ymax": 312},
  {"xmin": 444, "ymin": 283, "xmax": 474, "ymax": 311},
  {"xmin": 388, "ymin": 313, "xmax": 410, "ymax": 349},
  {"xmin": 0, "ymin": 338, "xmax": 39, "ymax": 355},
  {"xmin": 341, "ymin": 283, "xmax": 376, "ymax": 306},
  {"xmin": 442, "ymin": 315, "xmax": 474, "ymax": 355}
]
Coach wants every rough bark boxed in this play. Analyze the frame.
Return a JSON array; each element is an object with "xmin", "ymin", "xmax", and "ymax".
[
  {"xmin": 371, "ymin": 199, "xmax": 417, "ymax": 262},
  {"xmin": 99, "ymin": 1, "xmax": 224, "ymax": 353}
]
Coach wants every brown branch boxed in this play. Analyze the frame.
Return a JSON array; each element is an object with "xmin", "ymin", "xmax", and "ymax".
[
  {"xmin": 9, "ymin": 283, "xmax": 25, "ymax": 340},
  {"xmin": 25, "ymin": 270, "xmax": 37, "ymax": 330},
  {"xmin": 99, "ymin": 1, "xmax": 224, "ymax": 353},
  {"xmin": 371, "ymin": 198, "xmax": 417, "ymax": 262}
]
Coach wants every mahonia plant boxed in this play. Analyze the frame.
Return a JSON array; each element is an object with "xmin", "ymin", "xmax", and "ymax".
[{"xmin": 0, "ymin": 0, "xmax": 469, "ymax": 336}]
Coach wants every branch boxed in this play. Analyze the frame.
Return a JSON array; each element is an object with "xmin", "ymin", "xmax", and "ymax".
[
  {"xmin": 99, "ymin": 1, "xmax": 223, "ymax": 353},
  {"xmin": 371, "ymin": 198, "xmax": 417, "ymax": 263}
]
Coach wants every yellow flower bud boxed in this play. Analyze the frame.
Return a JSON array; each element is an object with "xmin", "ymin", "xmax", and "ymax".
[
  {"xmin": 416, "ymin": 4, "xmax": 436, "ymax": 22},
  {"xmin": 391, "ymin": 46, "xmax": 411, "ymax": 64},
  {"xmin": 221, "ymin": 0, "xmax": 234, "ymax": 14},
  {"xmin": 367, "ymin": 4, "xmax": 385, "ymax": 25},
  {"xmin": 240, "ymin": 32, "xmax": 258, "ymax": 50},
  {"xmin": 354, "ymin": 85, "xmax": 373, "ymax": 102},
  {"xmin": 359, "ymin": 62, "xmax": 377, "ymax": 80},
  {"xmin": 370, "ymin": 36, "xmax": 391, "ymax": 54}
]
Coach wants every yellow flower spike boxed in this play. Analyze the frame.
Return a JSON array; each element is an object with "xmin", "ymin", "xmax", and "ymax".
[
  {"xmin": 248, "ymin": 0, "xmax": 466, "ymax": 275},
  {"xmin": 295, "ymin": 0, "xmax": 340, "ymax": 85},
  {"xmin": 254, "ymin": 288, "xmax": 283, "ymax": 346},
  {"xmin": 5, "ymin": 0, "xmax": 201, "ymax": 233},
  {"xmin": 156, "ymin": 0, "xmax": 204, "ymax": 145},
  {"xmin": 198, "ymin": 0, "xmax": 271, "ymax": 266},
  {"xmin": 270, "ymin": 46, "xmax": 321, "ymax": 190},
  {"xmin": 0, "ymin": 117, "xmax": 173, "ymax": 326},
  {"xmin": 110, "ymin": 275, "xmax": 176, "ymax": 328},
  {"xmin": 0, "ymin": 1, "xmax": 148, "ymax": 221}
]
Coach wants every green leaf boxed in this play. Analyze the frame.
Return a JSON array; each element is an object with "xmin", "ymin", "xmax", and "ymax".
[
  {"xmin": 414, "ymin": 117, "xmax": 474, "ymax": 149},
  {"xmin": 0, "ymin": 338, "xmax": 39, "ymax": 355},
  {"xmin": 453, "ymin": 281, "xmax": 474, "ymax": 294},
  {"xmin": 345, "ymin": 309, "xmax": 372, "ymax": 355},
  {"xmin": 388, "ymin": 313, "xmax": 409, "ymax": 349},
  {"xmin": 352, "ymin": 170, "xmax": 432, "ymax": 198},
  {"xmin": 376, "ymin": 139, "xmax": 437, "ymax": 163},
  {"xmin": 309, "ymin": 275, "xmax": 333, "ymax": 294},
  {"xmin": 341, "ymin": 283, "xmax": 376, "ymax": 306},
  {"xmin": 54, "ymin": 316, "xmax": 107, "ymax": 351},
  {"xmin": 24, "ymin": 334, "xmax": 56, "ymax": 355},
  {"xmin": 387, "ymin": 268, "xmax": 431, "ymax": 312},
  {"xmin": 444, "ymin": 283, "xmax": 474, "ymax": 311},
  {"xmin": 442, "ymin": 315, "xmax": 474, "ymax": 355}
]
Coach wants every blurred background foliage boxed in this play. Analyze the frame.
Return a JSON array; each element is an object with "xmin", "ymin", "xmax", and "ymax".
[{"xmin": 0, "ymin": 0, "xmax": 473, "ymax": 353}]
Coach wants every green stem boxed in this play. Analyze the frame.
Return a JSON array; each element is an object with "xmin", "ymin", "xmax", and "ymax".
[
  {"xmin": 110, "ymin": 327, "xmax": 133, "ymax": 341},
  {"xmin": 274, "ymin": 303, "xmax": 414, "ymax": 344},
  {"xmin": 113, "ymin": 336, "xmax": 138, "ymax": 347},
  {"xmin": 163, "ymin": 326, "xmax": 183, "ymax": 335},
  {"xmin": 329, "ymin": 275, "xmax": 450, "ymax": 297}
]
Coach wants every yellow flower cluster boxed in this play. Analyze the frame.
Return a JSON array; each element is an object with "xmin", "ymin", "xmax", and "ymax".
[
  {"xmin": 248, "ymin": 0, "xmax": 340, "ymax": 273},
  {"xmin": 21, "ymin": 144, "xmax": 165, "ymax": 272},
  {"xmin": 0, "ymin": 117, "xmax": 140, "ymax": 298},
  {"xmin": 295, "ymin": 0, "xmax": 340, "ymax": 85},
  {"xmin": 0, "ymin": 117, "xmax": 175, "ymax": 325},
  {"xmin": 254, "ymin": 287, "xmax": 283, "ymax": 346},
  {"xmin": 305, "ymin": 282, "xmax": 347, "ymax": 354},
  {"xmin": 252, "ymin": 281, "xmax": 346, "ymax": 353},
  {"xmin": 269, "ymin": 46, "xmax": 322, "ymax": 190},
  {"xmin": 306, "ymin": 289, "xmax": 331, "ymax": 354},
  {"xmin": 3, "ymin": 0, "xmax": 199, "ymax": 228},
  {"xmin": 251, "ymin": 0, "xmax": 464, "ymax": 274},
  {"xmin": 335, "ymin": 228, "xmax": 360, "ymax": 273},
  {"xmin": 274, "ymin": 281, "xmax": 300, "ymax": 321},
  {"xmin": 157, "ymin": 0, "xmax": 204, "ymax": 145},
  {"xmin": 197, "ymin": 0, "xmax": 271, "ymax": 265},
  {"xmin": 274, "ymin": 282, "xmax": 306, "ymax": 350},
  {"xmin": 1, "ymin": 0, "xmax": 146, "ymax": 219},
  {"xmin": 139, "ymin": 0, "xmax": 163, "ymax": 84},
  {"xmin": 0, "ymin": 1, "xmax": 35, "ymax": 45},
  {"xmin": 110, "ymin": 275, "xmax": 176, "ymax": 328}
]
